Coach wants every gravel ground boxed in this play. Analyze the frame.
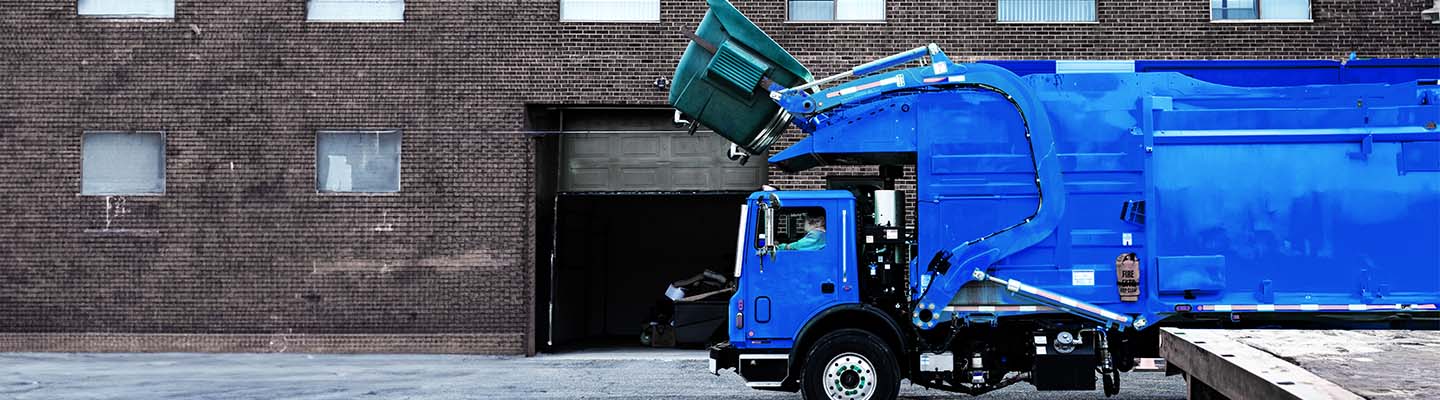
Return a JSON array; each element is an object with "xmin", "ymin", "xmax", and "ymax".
[{"xmin": 0, "ymin": 350, "xmax": 1185, "ymax": 399}]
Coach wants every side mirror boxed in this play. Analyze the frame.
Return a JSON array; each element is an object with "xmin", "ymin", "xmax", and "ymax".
[
  {"xmin": 756, "ymin": 195, "xmax": 782, "ymax": 259},
  {"xmin": 765, "ymin": 192, "xmax": 782, "ymax": 208}
]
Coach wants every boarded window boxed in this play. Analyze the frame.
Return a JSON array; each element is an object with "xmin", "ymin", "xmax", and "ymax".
[
  {"xmin": 1211, "ymin": 0, "xmax": 1310, "ymax": 21},
  {"xmin": 560, "ymin": 0, "xmax": 660, "ymax": 22},
  {"xmin": 308, "ymin": 0, "xmax": 405, "ymax": 21},
  {"xmin": 81, "ymin": 131, "xmax": 165, "ymax": 195},
  {"xmin": 997, "ymin": 0, "xmax": 1096, "ymax": 22},
  {"xmin": 77, "ymin": 0, "xmax": 174, "ymax": 18},
  {"xmin": 316, "ymin": 130, "xmax": 401, "ymax": 193},
  {"xmin": 788, "ymin": 0, "xmax": 885, "ymax": 21}
]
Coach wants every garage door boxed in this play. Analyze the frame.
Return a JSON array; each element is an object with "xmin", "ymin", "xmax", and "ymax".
[{"xmin": 558, "ymin": 109, "xmax": 767, "ymax": 193}]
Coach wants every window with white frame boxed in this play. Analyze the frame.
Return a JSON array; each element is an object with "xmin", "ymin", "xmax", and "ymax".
[
  {"xmin": 1211, "ymin": 0, "xmax": 1310, "ymax": 21},
  {"xmin": 998, "ymin": 0, "xmax": 1096, "ymax": 22},
  {"xmin": 81, "ymin": 131, "xmax": 165, "ymax": 195},
  {"xmin": 788, "ymin": 0, "xmax": 885, "ymax": 22},
  {"xmin": 560, "ymin": 0, "xmax": 660, "ymax": 22},
  {"xmin": 77, "ymin": 0, "xmax": 174, "ymax": 18},
  {"xmin": 316, "ymin": 130, "xmax": 401, "ymax": 193},
  {"xmin": 308, "ymin": 0, "xmax": 405, "ymax": 22}
]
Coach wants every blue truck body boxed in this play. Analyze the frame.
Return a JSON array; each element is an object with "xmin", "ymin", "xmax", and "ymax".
[
  {"xmin": 671, "ymin": 1, "xmax": 1440, "ymax": 397},
  {"xmin": 743, "ymin": 63, "xmax": 1440, "ymax": 341}
]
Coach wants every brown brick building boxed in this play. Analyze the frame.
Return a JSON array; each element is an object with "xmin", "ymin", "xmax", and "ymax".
[{"xmin": 1, "ymin": 0, "xmax": 1435, "ymax": 356}]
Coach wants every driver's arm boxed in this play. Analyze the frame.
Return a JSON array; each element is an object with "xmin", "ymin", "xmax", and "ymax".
[{"xmin": 781, "ymin": 230, "xmax": 826, "ymax": 251}]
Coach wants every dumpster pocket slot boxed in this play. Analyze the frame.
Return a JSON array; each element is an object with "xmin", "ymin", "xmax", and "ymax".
[{"xmin": 708, "ymin": 42, "xmax": 771, "ymax": 96}]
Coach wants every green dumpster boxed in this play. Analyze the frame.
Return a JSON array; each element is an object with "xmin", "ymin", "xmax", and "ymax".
[{"xmin": 668, "ymin": 0, "xmax": 812, "ymax": 155}]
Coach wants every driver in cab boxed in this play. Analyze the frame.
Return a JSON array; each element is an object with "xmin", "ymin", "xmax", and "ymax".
[{"xmin": 779, "ymin": 212, "xmax": 826, "ymax": 251}]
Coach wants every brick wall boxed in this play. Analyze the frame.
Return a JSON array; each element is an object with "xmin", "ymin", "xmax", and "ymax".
[{"xmin": 0, "ymin": 0, "xmax": 1434, "ymax": 355}]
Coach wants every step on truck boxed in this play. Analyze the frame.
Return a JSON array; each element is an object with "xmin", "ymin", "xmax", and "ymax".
[{"xmin": 667, "ymin": 1, "xmax": 1440, "ymax": 399}]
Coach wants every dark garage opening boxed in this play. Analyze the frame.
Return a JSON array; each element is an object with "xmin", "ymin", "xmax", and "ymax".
[
  {"xmin": 548, "ymin": 193, "xmax": 745, "ymax": 349},
  {"xmin": 529, "ymin": 106, "xmax": 765, "ymax": 351}
]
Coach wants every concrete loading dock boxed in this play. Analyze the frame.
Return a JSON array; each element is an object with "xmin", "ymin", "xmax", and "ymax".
[{"xmin": 1160, "ymin": 328, "xmax": 1440, "ymax": 399}]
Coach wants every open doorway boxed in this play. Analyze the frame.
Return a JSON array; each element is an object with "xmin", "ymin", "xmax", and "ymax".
[
  {"xmin": 548, "ymin": 194, "xmax": 744, "ymax": 349},
  {"xmin": 530, "ymin": 106, "xmax": 765, "ymax": 352}
]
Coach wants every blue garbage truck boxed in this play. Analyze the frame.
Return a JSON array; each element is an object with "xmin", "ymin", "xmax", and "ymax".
[{"xmin": 669, "ymin": 1, "xmax": 1440, "ymax": 398}]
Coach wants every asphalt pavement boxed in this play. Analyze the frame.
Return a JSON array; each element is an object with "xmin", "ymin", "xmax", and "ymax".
[{"xmin": 0, "ymin": 349, "xmax": 1185, "ymax": 399}]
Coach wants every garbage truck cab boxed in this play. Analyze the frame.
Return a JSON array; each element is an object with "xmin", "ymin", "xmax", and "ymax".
[
  {"xmin": 733, "ymin": 191, "xmax": 862, "ymax": 350},
  {"xmin": 719, "ymin": 188, "xmax": 918, "ymax": 396}
]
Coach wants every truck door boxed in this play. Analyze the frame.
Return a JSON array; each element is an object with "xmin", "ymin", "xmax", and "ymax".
[{"xmin": 745, "ymin": 199, "xmax": 852, "ymax": 342}]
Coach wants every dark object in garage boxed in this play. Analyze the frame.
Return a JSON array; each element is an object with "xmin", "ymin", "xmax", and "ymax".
[{"xmin": 641, "ymin": 270, "xmax": 734, "ymax": 347}]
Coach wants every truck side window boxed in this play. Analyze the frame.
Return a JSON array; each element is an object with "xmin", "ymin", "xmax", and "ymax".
[{"xmin": 776, "ymin": 207, "xmax": 826, "ymax": 251}]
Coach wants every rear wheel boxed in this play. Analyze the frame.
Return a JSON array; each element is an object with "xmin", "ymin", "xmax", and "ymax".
[{"xmin": 801, "ymin": 329, "xmax": 900, "ymax": 400}]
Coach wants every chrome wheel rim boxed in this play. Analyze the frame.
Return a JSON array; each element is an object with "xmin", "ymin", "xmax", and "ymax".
[{"xmin": 822, "ymin": 352, "xmax": 876, "ymax": 400}]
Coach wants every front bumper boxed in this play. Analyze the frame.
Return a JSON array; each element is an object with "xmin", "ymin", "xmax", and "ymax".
[
  {"xmin": 711, "ymin": 341, "xmax": 793, "ymax": 391},
  {"xmin": 708, "ymin": 341, "xmax": 738, "ymax": 375}
]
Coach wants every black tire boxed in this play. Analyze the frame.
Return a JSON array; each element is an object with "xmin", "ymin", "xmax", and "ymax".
[
  {"xmin": 800, "ymin": 329, "xmax": 900, "ymax": 400},
  {"xmin": 1102, "ymin": 369, "xmax": 1120, "ymax": 397}
]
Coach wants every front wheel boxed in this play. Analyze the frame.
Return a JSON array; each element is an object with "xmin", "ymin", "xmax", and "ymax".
[{"xmin": 801, "ymin": 329, "xmax": 900, "ymax": 400}]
